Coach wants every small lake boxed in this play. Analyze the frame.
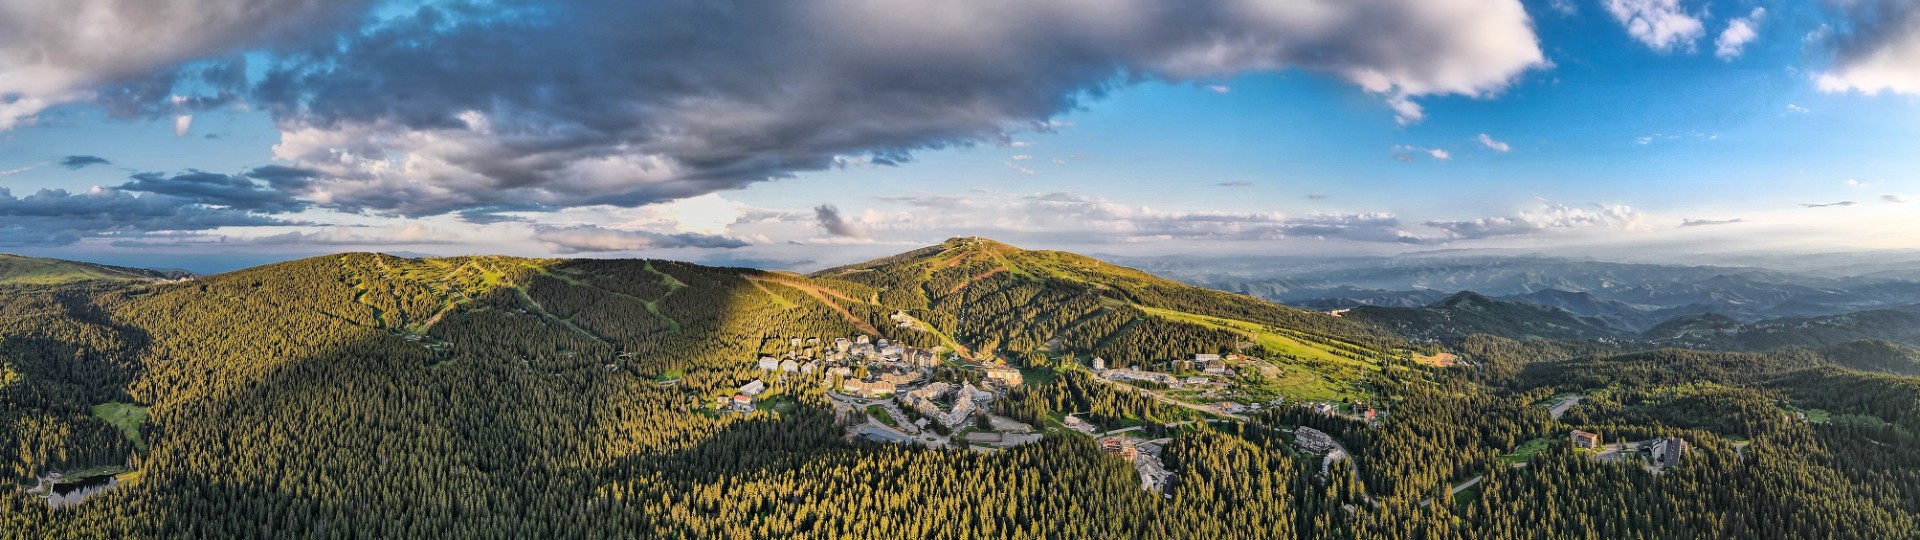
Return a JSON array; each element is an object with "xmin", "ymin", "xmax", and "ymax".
[{"xmin": 47, "ymin": 475, "xmax": 119, "ymax": 508}]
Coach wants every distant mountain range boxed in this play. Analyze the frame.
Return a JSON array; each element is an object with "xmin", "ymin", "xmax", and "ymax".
[{"xmin": 1115, "ymin": 253, "xmax": 1920, "ymax": 335}]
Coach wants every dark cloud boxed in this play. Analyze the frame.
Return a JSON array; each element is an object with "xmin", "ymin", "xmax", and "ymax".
[
  {"xmin": 1680, "ymin": 218, "xmax": 1744, "ymax": 227},
  {"xmin": 532, "ymin": 225, "xmax": 749, "ymax": 253},
  {"xmin": 246, "ymin": 0, "xmax": 1543, "ymax": 216},
  {"xmin": 1819, "ymin": 0, "xmax": 1920, "ymax": 95},
  {"xmin": 814, "ymin": 205, "xmax": 868, "ymax": 238},
  {"xmin": 121, "ymin": 170, "xmax": 308, "ymax": 213},
  {"xmin": 241, "ymin": 165, "xmax": 323, "ymax": 191},
  {"xmin": 1801, "ymin": 201, "xmax": 1858, "ymax": 208},
  {"xmin": 60, "ymin": 155, "xmax": 111, "ymax": 169},
  {"xmin": 1305, "ymin": 194, "xmax": 1330, "ymax": 200},
  {"xmin": 0, "ymin": 187, "xmax": 289, "ymax": 247},
  {"xmin": 1883, "ymin": 195, "xmax": 1911, "ymax": 203}
]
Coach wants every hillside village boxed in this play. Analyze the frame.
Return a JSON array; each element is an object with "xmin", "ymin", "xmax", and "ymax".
[{"xmin": 709, "ymin": 327, "xmax": 1393, "ymax": 493}]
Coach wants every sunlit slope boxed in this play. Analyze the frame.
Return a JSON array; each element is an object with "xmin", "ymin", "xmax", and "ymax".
[
  {"xmin": 0, "ymin": 254, "xmax": 179, "ymax": 285},
  {"xmin": 813, "ymin": 237, "xmax": 1405, "ymax": 396}
]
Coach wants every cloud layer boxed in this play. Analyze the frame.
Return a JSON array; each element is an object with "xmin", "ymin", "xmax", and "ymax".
[
  {"xmin": 0, "ymin": 186, "xmax": 289, "ymax": 246},
  {"xmin": 247, "ymin": 0, "xmax": 1545, "ymax": 216}
]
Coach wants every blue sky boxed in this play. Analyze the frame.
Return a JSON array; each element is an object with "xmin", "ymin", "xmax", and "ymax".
[{"xmin": 2, "ymin": 0, "xmax": 1918, "ymax": 273}]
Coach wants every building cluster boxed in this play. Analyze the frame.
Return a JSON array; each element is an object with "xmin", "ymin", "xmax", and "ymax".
[
  {"xmin": 1091, "ymin": 353, "xmax": 1236, "ymax": 390},
  {"xmin": 723, "ymin": 380, "xmax": 769, "ymax": 412},
  {"xmin": 903, "ymin": 381, "xmax": 997, "ymax": 428},
  {"xmin": 1642, "ymin": 437, "xmax": 1690, "ymax": 469},
  {"xmin": 1100, "ymin": 436, "xmax": 1174, "ymax": 493},
  {"xmin": 1294, "ymin": 426, "xmax": 1338, "ymax": 454}
]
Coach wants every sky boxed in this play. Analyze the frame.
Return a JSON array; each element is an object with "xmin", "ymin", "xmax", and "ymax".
[{"xmin": 2, "ymin": 0, "xmax": 1919, "ymax": 273}]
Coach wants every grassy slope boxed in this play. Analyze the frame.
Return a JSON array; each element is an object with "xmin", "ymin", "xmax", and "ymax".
[
  {"xmin": 813, "ymin": 237, "xmax": 1398, "ymax": 400},
  {"xmin": 91, "ymin": 402, "xmax": 149, "ymax": 451},
  {"xmin": 0, "ymin": 254, "xmax": 171, "ymax": 285}
]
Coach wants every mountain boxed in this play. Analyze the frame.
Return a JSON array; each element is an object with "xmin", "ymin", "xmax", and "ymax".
[
  {"xmin": 1118, "ymin": 253, "xmax": 1920, "ymax": 325},
  {"xmin": 813, "ymin": 237, "xmax": 1400, "ymax": 387},
  {"xmin": 1811, "ymin": 340, "xmax": 1920, "ymax": 377},
  {"xmin": 1343, "ymin": 291, "xmax": 1624, "ymax": 343},
  {"xmin": 0, "ymin": 254, "xmax": 188, "ymax": 285},
  {"xmin": 7, "ymin": 242, "xmax": 1920, "ymax": 538},
  {"xmin": 1642, "ymin": 309, "xmax": 1920, "ymax": 351}
]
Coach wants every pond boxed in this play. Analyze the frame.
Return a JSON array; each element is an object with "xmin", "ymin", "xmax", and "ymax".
[{"xmin": 45, "ymin": 474, "xmax": 121, "ymax": 508}]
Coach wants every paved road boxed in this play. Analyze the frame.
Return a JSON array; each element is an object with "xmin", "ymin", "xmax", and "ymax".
[
  {"xmin": 1548, "ymin": 394, "xmax": 1584, "ymax": 420},
  {"xmin": 1090, "ymin": 375, "xmax": 1249, "ymax": 421},
  {"xmin": 1417, "ymin": 462, "xmax": 1530, "ymax": 507}
]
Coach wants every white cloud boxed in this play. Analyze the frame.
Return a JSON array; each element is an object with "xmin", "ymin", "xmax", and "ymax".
[
  {"xmin": 0, "ymin": 0, "xmax": 373, "ymax": 130},
  {"xmin": 1392, "ymin": 145, "xmax": 1451, "ymax": 161},
  {"xmin": 1476, "ymin": 133, "xmax": 1511, "ymax": 152},
  {"xmin": 1785, "ymin": 103, "xmax": 1809, "ymax": 114},
  {"xmin": 1426, "ymin": 203, "xmax": 1649, "ymax": 239},
  {"xmin": 247, "ymin": 0, "xmax": 1547, "ymax": 216},
  {"xmin": 1846, "ymin": 178, "xmax": 1873, "ymax": 188},
  {"xmin": 1818, "ymin": 1, "xmax": 1920, "ymax": 95},
  {"xmin": 173, "ymin": 114, "xmax": 193, "ymax": 137},
  {"xmin": 1603, "ymin": 0, "xmax": 1705, "ymax": 52},
  {"xmin": 1715, "ymin": 8, "xmax": 1766, "ymax": 60},
  {"xmin": 1206, "ymin": 85, "xmax": 1231, "ymax": 93}
]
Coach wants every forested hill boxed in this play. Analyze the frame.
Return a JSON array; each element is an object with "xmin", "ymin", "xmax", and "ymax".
[
  {"xmin": 6, "ymin": 246, "xmax": 1920, "ymax": 538},
  {"xmin": 0, "ymin": 254, "xmax": 186, "ymax": 285},
  {"xmin": 0, "ymin": 246, "xmax": 1399, "ymax": 537},
  {"xmin": 813, "ymin": 237, "xmax": 1403, "ymax": 362}
]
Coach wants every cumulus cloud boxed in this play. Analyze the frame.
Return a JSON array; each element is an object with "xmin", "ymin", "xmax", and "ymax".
[
  {"xmin": 1715, "ymin": 8, "xmax": 1766, "ymax": 60},
  {"xmin": 1476, "ymin": 133, "xmax": 1511, "ymax": 152},
  {"xmin": 532, "ymin": 225, "xmax": 748, "ymax": 253},
  {"xmin": 249, "ymin": 0, "xmax": 1544, "ymax": 216},
  {"xmin": 814, "ymin": 205, "xmax": 869, "ymax": 239},
  {"xmin": 0, "ymin": 0, "xmax": 374, "ymax": 130},
  {"xmin": 60, "ymin": 155, "xmax": 111, "ymax": 169},
  {"xmin": 1818, "ymin": 0, "xmax": 1920, "ymax": 95},
  {"xmin": 172, "ymin": 114, "xmax": 193, "ymax": 137},
  {"xmin": 1604, "ymin": 0, "xmax": 1705, "ymax": 52},
  {"xmin": 1680, "ymin": 217, "xmax": 1744, "ymax": 227},
  {"xmin": 0, "ymin": 186, "xmax": 289, "ymax": 246},
  {"xmin": 1424, "ymin": 203, "xmax": 1647, "ymax": 239}
]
